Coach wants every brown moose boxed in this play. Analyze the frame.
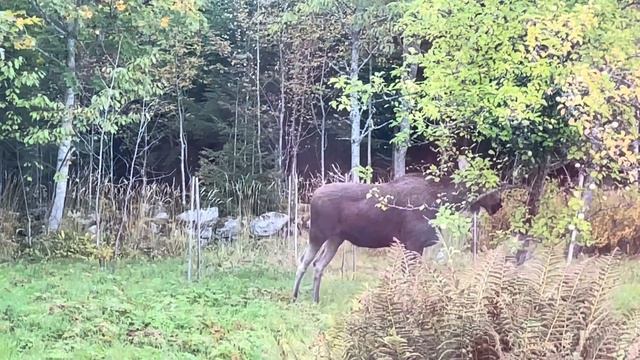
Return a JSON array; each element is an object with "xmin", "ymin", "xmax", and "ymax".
[{"xmin": 291, "ymin": 173, "xmax": 506, "ymax": 303}]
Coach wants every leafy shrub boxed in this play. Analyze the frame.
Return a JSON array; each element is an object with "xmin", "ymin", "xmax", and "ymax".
[
  {"xmin": 0, "ymin": 209, "xmax": 20, "ymax": 240},
  {"xmin": 16, "ymin": 230, "xmax": 100, "ymax": 261},
  {"xmin": 482, "ymin": 180, "xmax": 592, "ymax": 248},
  {"xmin": 428, "ymin": 204, "xmax": 472, "ymax": 261},
  {"xmin": 588, "ymin": 188, "xmax": 640, "ymax": 254},
  {"xmin": 483, "ymin": 181, "xmax": 640, "ymax": 255},
  {"xmin": 326, "ymin": 243, "xmax": 640, "ymax": 359}
]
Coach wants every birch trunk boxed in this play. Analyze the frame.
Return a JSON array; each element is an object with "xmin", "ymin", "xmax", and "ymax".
[
  {"xmin": 48, "ymin": 22, "xmax": 77, "ymax": 232},
  {"xmin": 367, "ymin": 58, "xmax": 373, "ymax": 170},
  {"xmin": 319, "ymin": 55, "xmax": 328, "ymax": 184},
  {"xmin": 178, "ymin": 87, "xmax": 187, "ymax": 207},
  {"xmin": 95, "ymin": 128, "xmax": 105, "ymax": 246},
  {"xmin": 349, "ymin": 29, "xmax": 361, "ymax": 183},
  {"xmin": 567, "ymin": 172, "xmax": 594, "ymax": 263},
  {"xmin": 255, "ymin": 0, "xmax": 262, "ymax": 173},
  {"xmin": 320, "ymin": 108, "xmax": 326, "ymax": 183},
  {"xmin": 278, "ymin": 39, "xmax": 285, "ymax": 175},
  {"xmin": 233, "ymin": 82, "xmax": 240, "ymax": 173},
  {"xmin": 392, "ymin": 40, "xmax": 418, "ymax": 179},
  {"xmin": 635, "ymin": 107, "xmax": 639, "ymax": 186}
]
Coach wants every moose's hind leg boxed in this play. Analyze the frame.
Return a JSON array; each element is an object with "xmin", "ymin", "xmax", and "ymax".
[
  {"xmin": 292, "ymin": 242, "xmax": 322, "ymax": 301},
  {"xmin": 312, "ymin": 237, "xmax": 343, "ymax": 303}
]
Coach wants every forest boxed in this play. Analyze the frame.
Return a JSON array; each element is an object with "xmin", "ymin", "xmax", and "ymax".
[{"xmin": 1, "ymin": 0, "xmax": 640, "ymax": 358}]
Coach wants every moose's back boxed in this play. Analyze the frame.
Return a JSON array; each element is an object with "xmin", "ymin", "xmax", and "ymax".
[{"xmin": 308, "ymin": 176, "xmax": 444, "ymax": 249}]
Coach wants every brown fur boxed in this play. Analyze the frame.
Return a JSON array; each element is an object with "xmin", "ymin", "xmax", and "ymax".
[{"xmin": 292, "ymin": 174, "xmax": 504, "ymax": 303}]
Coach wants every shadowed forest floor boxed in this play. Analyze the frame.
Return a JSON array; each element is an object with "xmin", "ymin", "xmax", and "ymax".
[{"xmin": 1, "ymin": 251, "xmax": 639, "ymax": 360}]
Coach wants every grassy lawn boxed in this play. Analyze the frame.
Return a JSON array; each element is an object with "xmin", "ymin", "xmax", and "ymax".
[
  {"xmin": 616, "ymin": 259, "xmax": 640, "ymax": 314},
  {"xmin": 1, "ymin": 250, "xmax": 638, "ymax": 360},
  {"xmin": 0, "ymin": 255, "xmax": 376, "ymax": 360}
]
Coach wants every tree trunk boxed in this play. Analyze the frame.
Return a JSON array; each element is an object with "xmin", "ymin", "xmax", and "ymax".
[
  {"xmin": 319, "ymin": 54, "xmax": 328, "ymax": 184},
  {"xmin": 635, "ymin": 107, "xmax": 639, "ymax": 186},
  {"xmin": 278, "ymin": 38, "xmax": 285, "ymax": 175},
  {"xmin": 526, "ymin": 156, "xmax": 550, "ymax": 222},
  {"xmin": 392, "ymin": 40, "xmax": 418, "ymax": 179},
  {"xmin": 142, "ymin": 118, "xmax": 148, "ymax": 188},
  {"xmin": 255, "ymin": 0, "xmax": 262, "ymax": 174},
  {"xmin": 233, "ymin": 82, "xmax": 240, "ymax": 173},
  {"xmin": 320, "ymin": 109, "xmax": 326, "ymax": 183},
  {"xmin": 567, "ymin": 172, "xmax": 593, "ymax": 263},
  {"xmin": 88, "ymin": 127, "xmax": 94, "ymax": 206},
  {"xmin": 95, "ymin": 127, "xmax": 105, "ymax": 247},
  {"xmin": 367, "ymin": 119, "xmax": 372, "ymax": 168},
  {"xmin": 349, "ymin": 29, "xmax": 362, "ymax": 183},
  {"xmin": 367, "ymin": 58, "xmax": 373, "ymax": 170},
  {"xmin": 48, "ymin": 22, "xmax": 77, "ymax": 232},
  {"xmin": 178, "ymin": 86, "xmax": 187, "ymax": 207}
]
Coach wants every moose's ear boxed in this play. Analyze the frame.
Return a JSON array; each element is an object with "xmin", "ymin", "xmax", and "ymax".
[
  {"xmin": 457, "ymin": 155, "xmax": 470, "ymax": 171},
  {"xmin": 469, "ymin": 189, "xmax": 502, "ymax": 215}
]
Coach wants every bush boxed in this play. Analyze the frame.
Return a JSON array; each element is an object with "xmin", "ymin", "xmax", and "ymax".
[
  {"xmin": 480, "ymin": 180, "xmax": 587, "ymax": 247},
  {"xmin": 481, "ymin": 180, "xmax": 640, "ymax": 255},
  {"xmin": 325, "ymin": 244, "xmax": 640, "ymax": 359},
  {"xmin": 16, "ymin": 230, "xmax": 100, "ymax": 261},
  {"xmin": 588, "ymin": 188, "xmax": 640, "ymax": 254}
]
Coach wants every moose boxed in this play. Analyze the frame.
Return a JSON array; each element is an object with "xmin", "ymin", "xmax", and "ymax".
[{"xmin": 291, "ymin": 173, "xmax": 507, "ymax": 303}]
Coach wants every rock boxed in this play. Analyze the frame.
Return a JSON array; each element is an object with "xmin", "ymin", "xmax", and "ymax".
[
  {"xmin": 177, "ymin": 207, "xmax": 219, "ymax": 224},
  {"xmin": 152, "ymin": 211, "xmax": 170, "ymax": 222},
  {"xmin": 150, "ymin": 223, "xmax": 161, "ymax": 235},
  {"xmin": 435, "ymin": 247, "xmax": 448, "ymax": 264},
  {"xmin": 216, "ymin": 217, "xmax": 241, "ymax": 241},
  {"xmin": 186, "ymin": 225, "xmax": 213, "ymax": 246},
  {"xmin": 250, "ymin": 212, "xmax": 290, "ymax": 237},
  {"xmin": 87, "ymin": 225, "xmax": 98, "ymax": 235}
]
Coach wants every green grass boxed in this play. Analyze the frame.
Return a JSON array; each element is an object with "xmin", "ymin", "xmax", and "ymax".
[
  {"xmin": 0, "ymin": 257, "xmax": 373, "ymax": 360},
  {"xmin": 1, "ymin": 251, "xmax": 638, "ymax": 360},
  {"xmin": 615, "ymin": 259, "xmax": 640, "ymax": 314}
]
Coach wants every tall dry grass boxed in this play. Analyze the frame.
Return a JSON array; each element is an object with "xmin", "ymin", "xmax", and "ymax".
[{"xmin": 0, "ymin": 169, "xmax": 320, "ymax": 264}]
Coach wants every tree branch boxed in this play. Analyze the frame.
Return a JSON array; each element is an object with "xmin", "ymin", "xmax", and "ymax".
[
  {"xmin": 30, "ymin": 0, "xmax": 67, "ymax": 36},
  {"xmin": 35, "ymin": 46, "xmax": 65, "ymax": 67}
]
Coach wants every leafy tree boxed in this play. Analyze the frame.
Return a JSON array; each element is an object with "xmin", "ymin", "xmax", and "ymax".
[
  {"xmin": 295, "ymin": 0, "xmax": 394, "ymax": 182},
  {"xmin": 395, "ymin": 0, "xmax": 639, "ymax": 222},
  {"xmin": 1, "ymin": 0, "xmax": 206, "ymax": 231}
]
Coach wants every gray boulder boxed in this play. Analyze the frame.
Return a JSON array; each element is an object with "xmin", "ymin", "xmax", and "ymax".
[
  {"xmin": 186, "ymin": 225, "xmax": 214, "ymax": 247},
  {"xmin": 250, "ymin": 212, "xmax": 290, "ymax": 237},
  {"xmin": 177, "ymin": 207, "xmax": 219, "ymax": 224},
  {"xmin": 216, "ymin": 217, "xmax": 241, "ymax": 241},
  {"xmin": 151, "ymin": 211, "xmax": 170, "ymax": 222}
]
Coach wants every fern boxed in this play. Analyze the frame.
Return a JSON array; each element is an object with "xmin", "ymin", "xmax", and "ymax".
[{"xmin": 329, "ymin": 243, "xmax": 639, "ymax": 359}]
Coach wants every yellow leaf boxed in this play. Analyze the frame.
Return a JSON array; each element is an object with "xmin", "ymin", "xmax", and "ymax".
[
  {"xmin": 13, "ymin": 35, "xmax": 35, "ymax": 50},
  {"xmin": 15, "ymin": 17, "xmax": 25, "ymax": 29},
  {"xmin": 79, "ymin": 6, "xmax": 93, "ymax": 19},
  {"xmin": 526, "ymin": 25, "xmax": 539, "ymax": 50},
  {"xmin": 160, "ymin": 16, "xmax": 170, "ymax": 28},
  {"xmin": 115, "ymin": 0, "xmax": 127, "ymax": 12},
  {"xmin": 13, "ymin": 15, "xmax": 41, "ymax": 29}
]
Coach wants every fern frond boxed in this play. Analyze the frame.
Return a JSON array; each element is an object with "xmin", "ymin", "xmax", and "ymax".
[
  {"xmin": 616, "ymin": 310, "xmax": 640, "ymax": 360},
  {"xmin": 330, "ymin": 244, "xmax": 634, "ymax": 360}
]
